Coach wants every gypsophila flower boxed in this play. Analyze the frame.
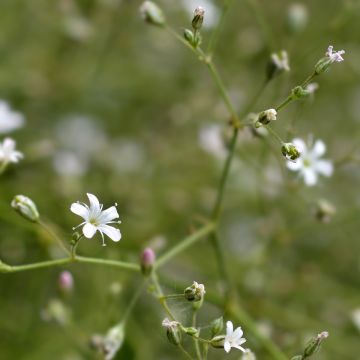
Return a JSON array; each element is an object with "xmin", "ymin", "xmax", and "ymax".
[
  {"xmin": 0, "ymin": 137, "xmax": 23, "ymax": 165},
  {"xmin": 70, "ymin": 193, "xmax": 121, "ymax": 246},
  {"xmin": 325, "ymin": 45, "xmax": 345, "ymax": 63},
  {"xmin": 162, "ymin": 318, "xmax": 180, "ymax": 329},
  {"xmin": 286, "ymin": 137, "xmax": 333, "ymax": 186},
  {"xmin": 224, "ymin": 321, "xmax": 246, "ymax": 353},
  {"xmin": 0, "ymin": 101, "xmax": 25, "ymax": 134}
]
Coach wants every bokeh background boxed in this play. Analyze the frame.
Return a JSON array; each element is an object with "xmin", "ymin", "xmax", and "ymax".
[{"xmin": 1, "ymin": 0, "xmax": 360, "ymax": 359}]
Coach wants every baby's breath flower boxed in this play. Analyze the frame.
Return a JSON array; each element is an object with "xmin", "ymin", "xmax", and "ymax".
[
  {"xmin": 281, "ymin": 142, "xmax": 301, "ymax": 162},
  {"xmin": 267, "ymin": 50, "xmax": 290, "ymax": 80},
  {"xmin": 140, "ymin": 1, "xmax": 165, "ymax": 27},
  {"xmin": 162, "ymin": 318, "xmax": 182, "ymax": 345},
  {"xmin": 224, "ymin": 321, "xmax": 247, "ymax": 353},
  {"xmin": 286, "ymin": 138, "xmax": 333, "ymax": 186},
  {"xmin": 0, "ymin": 101, "xmax": 25, "ymax": 134},
  {"xmin": 0, "ymin": 137, "xmax": 23, "ymax": 165},
  {"xmin": 184, "ymin": 281, "xmax": 206, "ymax": 302},
  {"xmin": 11, "ymin": 195, "xmax": 39, "ymax": 223},
  {"xmin": 192, "ymin": 6, "xmax": 205, "ymax": 30},
  {"xmin": 70, "ymin": 193, "xmax": 121, "ymax": 246},
  {"xmin": 256, "ymin": 108, "xmax": 277, "ymax": 127},
  {"xmin": 315, "ymin": 45, "xmax": 345, "ymax": 74}
]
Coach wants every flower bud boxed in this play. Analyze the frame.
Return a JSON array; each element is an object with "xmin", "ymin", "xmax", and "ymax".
[
  {"xmin": 266, "ymin": 50, "xmax": 290, "ymax": 80},
  {"xmin": 210, "ymin": 335, "xmax": 225, "ymax": 348},
  {"xmin": 184, "ymin": 29, "xmax": 194, "ymax": 44},
  {"xmin": 256, "ymin": 109, "xmax": 277, "ymax": 127},
  {"xmin": 140, "ymin": 247, "xmax": 155, "ymax": 276},
  {"xmin": 210, "ymin": 316, "xmax": 223, "ymax": 337},
  {"xmin": 184, "ymin": 281, "xmax": 205, "ymax": 302},
  {"xmin": 11, "ymin": 195, "xmax": 40, "ymax": 223},
  {"xmin": 139, "ymin": 1, "xmax": 165, "ymax": 27},
  {"xmin": 281, "ymin": 143, "xmax": 301, "ymax": 161},
  {"xmin": 287, "ymin": 3, "xmax": 308, "ymax": 34},
  {"xmin": 58, "ymin": 271, "xmax": 74, "ymax": 294},
  {"xmin": 291, "ymin": 86, "xmax": 311, "ymax": 100},
  {"xmin": 315, "ymin": 199, "xmax": 336, "ymax": 223},
  {"xmin": 303, "ymin": 331, "xmax": 329, "ymax": 357},
  {"xmin": 162, "ymin": 318, "xmax": 182, "ymax": 346},
  {"xmin": 102, "ymin": 323, "xmax": 125, "ymax": 360},
  {"xmin": 192, "ymin": 7, "xmax": 205, "ymax": 31},
  {"xmin": 184, "ymin": 327, "xmax": 198, "ymax": 336}
]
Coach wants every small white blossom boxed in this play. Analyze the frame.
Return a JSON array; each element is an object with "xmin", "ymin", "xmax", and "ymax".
[
  {"xmin": 224, "ymin": 321, "xmax": 246, "ymax": 353},
  {"xmin": 0, "ymin": 101, "xmax": 25, "ymax": 134},
  {"xmin": 162, "ymin": 318, "xmax": 180, "ymax": 329},
  {"xmin": 271, "ymin": 50, "xmax": 290, "ymax": 72},
  {"xmin": 0, "ymin": 137, "xmax": 23, "ymax": 164},
  {"xmin": 70, "ymin": 193, "xmax": 121, "ymax": 245},
  {"xmin": 286, "ymin": 137, "xmax": 333, "ymax": 186},
  {"xmin": 325, "ymin": 45, "xmax": 345, "ymax": 63}
]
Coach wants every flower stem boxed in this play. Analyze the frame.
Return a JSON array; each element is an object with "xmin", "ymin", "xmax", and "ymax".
[
  {"xmin": 276, "ymin": 95, "xmax": 293, "ymax": 112},
  {"xmin": 178, "ymin": 344, "xmax": 194, "ymax": 360},
  {"xmin": 121, "ymin": 280, "xmax": 146, "ymax": 323},
  {"xmin": 192, "ymin": 310, "xmax": 202, "ymax": 360},
  {"xmin": 154, "ymin": 222, "xmax": 216, "ymax": 269},
  {"xmin": 39, "ymin": 220, "xmax": 70, "ymax": 255}
]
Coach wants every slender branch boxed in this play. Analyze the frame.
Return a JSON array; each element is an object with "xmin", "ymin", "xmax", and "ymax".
[
  {"xmin": 39, "ymin": 220, "xmax": 71, "ymax": 256},
  {"xmin": 121, "ymin": 280, "xmax": 146, "ymax": 323},
  {"xmin": 154, "ymin": 223, "xmax": 216, "ymax": 269},
  {"xmin": 3, "ymin": 258, "xmax": 73, "ymax": 273},
  {"xmin": 75, "ymin": 256, "xmax": 140, "ymax": 272}
]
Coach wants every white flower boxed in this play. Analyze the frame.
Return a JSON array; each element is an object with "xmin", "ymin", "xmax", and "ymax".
[
  {"xmin": 224, "ymin": 321, "xmax": 246, "ymax": 353},
  {"xmin": 70, "ymin": 193, "xmax": 121, "ymax": 245},
  {"xmin": 0, "ymin": 137, "xmax": 23, "ymax": 164},
  {"xmin": 325, "ymin": 45, "xmax": 345, "ymax": 63},
  {"xmin": 162, "ymin": 318, "xmax": 180, "ymax": 329},
  {"xmin": 286, "ymin": 138, "xmax": 333, "ymax": 186},
  {"xmin": 0, "ymin": 101, "xmax": 25, "ymax": 134},
  {"xmin": 305, "ymin": 82, "xmax": 319, "ymax": 94},
  {"xmin": 271, "ymin": 50, "xmax": 290, "ymax": 72}
]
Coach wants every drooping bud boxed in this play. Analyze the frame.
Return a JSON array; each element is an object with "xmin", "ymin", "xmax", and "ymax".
[
  {"xmin": 58, "ymin": 271, "xmax": 74, "ymax": 294},
  {"xmin": 266, "ymin": 50, "xmax": 290, "ymax": 80},
  {"xmin": 11, "ymin": 195, "xmax": 40, "ymax": 223},
  {"xmin": 255, "ymin": 109, "xmax": 277, "ymax": 127},
  {"xmin": 281, "ymin": 143, "xmax": 301, "ymax": 161},
  {"xmin": 140, "ymin": 247, "xmax": 155, "ymax": 276},
  {"xmin": 303, "ymin": 331, "xmax": 329, "ymax": 357},
  {"xmin": 315, "ymin": 46, "xmax": 345, "ymax": 75},
  {"xmin": 315, "ymin": 199, "xmax": 336, "ymax": 223},
  {"xmin": 210, "ymin": 335, "xmax": 225, "ymax": 348},
  {"xmin": 184, "ymin": 281, "xmax": 206, "ymax": 302},
  {"xmin": 139, "ymin": 1, "xmax": 165, "ymax": 27},
  {"xmin": 210, "ymin": 316, "xmax": 224, "ymax": 337},
  {"xmin": 162, "ymin": 318, "xmax": 182, "ymax": 346},
  {"xmin": 192, "ymin": 7, "xmax": 205, "ymax": 31}
]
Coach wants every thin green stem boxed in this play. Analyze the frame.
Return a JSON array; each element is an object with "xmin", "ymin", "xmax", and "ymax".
[
  {"xmin": 301, "ymin": 72, "xmax": 317, "ymax": 88},
  {"xmin": 160, "ymin": 294, "xmax": 184, "ymax": 300},
  {"xmin": 178, "ymin": 344, "xmax": 194, "ymax": 360},
  {"xmin": 275, "ymin": 95, "xmax": 293, "ymax": 112},
  {"xmin": 192, "ymin": 310, "xmax": 202, "ymax": 360},
  {"xmin": 265, "ymin": 125, "xmax": 284, "ymax": 145},
  {"xmin": 207, "ymin": 0, "xmax": 235, "ymax": 55},
  {"xmin": 154, "ymin": 223, "xmax": 216, "ymax": 269},
  {"xmin": 122, "ymin": 280, "xmax": 146, "ymax": 323},
  {"xmin": 39, "ymin": 220, "xmax": 70, "ymax": 255},
  {"xmin": 2, "ymin": 256, "xmax": 140, "ymax": 274}
]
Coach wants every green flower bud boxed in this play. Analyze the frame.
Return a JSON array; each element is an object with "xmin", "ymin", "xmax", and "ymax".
[
  {"xmin": 281, "ymin": 143, "xmax": 301, "ymax": 161},
  {"xmin": 210, "ymin": 316, "xmax": 224, "ymax": 337},
  {"xmin": 192, "ymin": 7, "xmax": 205, "ymax": 31},
  {"xmin": 11, "ymin": 195, "xmax": 40, "ymax": 223},
  {"xmin": 210, "ymin": 335, "xmax": 225, "ymax": 348},
  {"xmin": 139, "ymin": 1, "xmax": 165, "ymax": 27},
  {"xmin": 162, "ymin": 318, "xmax": 182, "ymax": 346},
  {"xmin": 184, "ymin": 327, "xmax": 198, "ymax": 336},
  {"xmin": 303, "ymin": 331, "xmax": 328, "ymax": 357},
  {"xmin": 184, "ymin": 29, "xmax": 195, "ymax": 44},
  {"xmin": 290, "ymin": 356, "xmax": 303, "ymax": 360},
  {"xmin": 291, "ymin": 86, "xmax": 311, "ymax": 100},
  {"xmin": 184, "ymin": 281, "xmax": 206, "ymax": 302}
]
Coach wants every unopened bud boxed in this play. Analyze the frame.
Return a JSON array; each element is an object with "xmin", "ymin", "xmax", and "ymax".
[
  {"xmin": 139, "ymin": 1, "xmax": 165, "ymax": 27},
  {"xmin": 256, "ymin": 109, "xmax": 277, "ymax": 127},
  {"xmin": 303, "ymin": 331, "xmax": 329, "ymax": 357},
  {"xmin": 266, "ymin": 50, "xmax": 290, "ymax": 80},
  {"xmin": 184, "ymin": 327, "xmax": 198, "ymax": 336},
  {"xmin": 11, "ymin": 195, "xmax": 40, "ymax": 223},
  {"xmin": 58, "ymin": 271, "xmax": 74, "ymax": 293},
  {"xmin": 140, "ymin": 247, "xmax": 155, "ymax": 276},
  {"xmin": 315, "ymin": 199, "xmax": 336, "ymax": 223},
  {"xmin": 210, "ymin": 335, "xmax": 225, "ymax": 348},
  {"xmin": 162, "ymin": 318, "xmax": 182, "ymax": 346},
  {"xmin": 184, "ymin": 29, "xmax": 194, "ymax": 44},
  {"xmin": 281, "ymin": 143, "xmax": 301, "ymax": 161},
  {"xmin": 192, "ymin": 7, "xmax": 205, "ymax": 31},
  {"xmin": 210, "ymin": 316, "xmax": 224, "ymax": 337},
  {"xmin": 291, "ymin": 86, "xmax": 311, "ymax": 100},
  {"xmin": 102, "ymin": 323, "xmax": 125, "ymax": 360},
  {"xmin": 184, "ymin": 281, "xmax": 206, "ymax": 302}
]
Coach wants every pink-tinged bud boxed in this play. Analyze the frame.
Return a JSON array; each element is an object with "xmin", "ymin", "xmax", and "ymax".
[
  {"xmin": 140, "ymin": 247, "xmax": 155, "ymax": 276},
  {"xmin": 58, "ymin": 271, "xmax": 74, "ymax": 293}
]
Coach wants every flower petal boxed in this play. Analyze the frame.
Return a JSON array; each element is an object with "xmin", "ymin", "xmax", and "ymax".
[
  {"xmin": 98, "ymin": 224, "xmax": 121, "ymax": 242},
  {"xmin": 303, "ymin": 168, "xmax": 318, "ymax": 186},
  {"xmin": 312, "ymin": 140, "xmax": 326, "ymax": 157},
  {"xmin": 233, "ymin": 344, "xmax": 247, "ymax": 352},
  {"xmin": 292, "ymin": 138, "xmax": 307, "ymax": 155},
  {"xmin": 224, "ymin": 341, "xmax": 231, "ymax": 353},
  {"xmin": 3, "ymin": 138, "xmax": 16, "ymax": 151},
  {"xmin": 286, "ymin": 159, "xmax": 303, "ymax": 171},
  {"xmin": 70, "ymin": 203, "xmax": 89, "ymax": 220},
  {"xmin": 87, "ymin": 193, "xmax": 100, "ymax": 211},
  {"xmin": 226, "ymin": 321, "xmax": 233, "ymax": 335},
  {"xmin": 98, "ymin": 206, "xmax": 119, "ymax": 224},
  {"xmin": 315, "ymin": 160, "xmax": 333, "ymax": 177},
  {"xmin": 83, "ymin": 223, "xmax": 97, "ymax": 238},
  {"xmin": 232, "ymin": 327, "xmax": 244, "ymax": 340}
]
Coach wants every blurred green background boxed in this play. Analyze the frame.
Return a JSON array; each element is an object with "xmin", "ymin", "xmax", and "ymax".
[{"xmin": 0, "ymin": 0, "xmax": 360, "ymax": 359}]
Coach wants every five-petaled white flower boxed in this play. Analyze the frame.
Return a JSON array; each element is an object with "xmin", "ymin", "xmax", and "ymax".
[
  {"xmin": 286, "ymin": 137, "xmax": 333, "ymax": 186},
  {"xmin": 0, "ymin": 137, "xmax": 23, "ymax": 164},
  {"xmin": 224, "ymin": 321, "xmax": 246, "ymax": 353},
  {"xmin": 325, "ymin": 45, "xmax": 345, "ymax": 63},
  {"xmin": 0, "ymin": 101, "xmax": 25, "ymax": 134},
  {"xmin": 70, "ymin": 193, "xmax": 121, "ymax": 245}
]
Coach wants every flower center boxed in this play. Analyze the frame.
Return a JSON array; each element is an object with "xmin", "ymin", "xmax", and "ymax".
[{"xmin": 303, "ymin": 158, "xmax": 312, "ymax": 167}]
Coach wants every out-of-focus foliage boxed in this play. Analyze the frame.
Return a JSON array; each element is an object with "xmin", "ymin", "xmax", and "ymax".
[{"xmin": 0, "ymin": 0, "xmax": 360, "ymax": 359}]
